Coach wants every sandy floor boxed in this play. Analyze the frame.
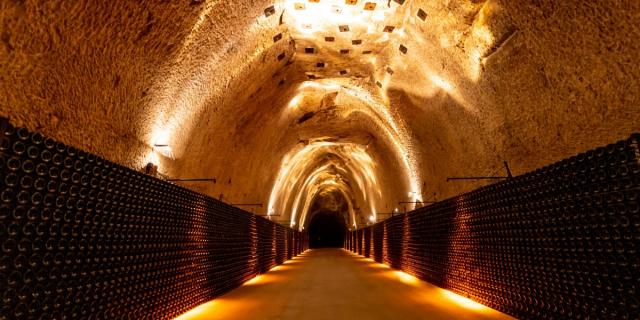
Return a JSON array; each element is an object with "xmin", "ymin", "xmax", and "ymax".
[{"xmin": 175, "ymin": 248, "xmax": 514, "ymax": 320}]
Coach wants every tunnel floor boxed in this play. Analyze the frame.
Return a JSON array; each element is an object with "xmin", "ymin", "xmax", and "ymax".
[{"xmin": 176, "ymin": 249, "xmax": 513, "ymax": 320}]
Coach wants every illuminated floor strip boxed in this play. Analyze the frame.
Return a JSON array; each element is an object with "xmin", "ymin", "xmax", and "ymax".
[{"xmin": 175, "ymin": 249, "xmax": 513, "ymax": 320}]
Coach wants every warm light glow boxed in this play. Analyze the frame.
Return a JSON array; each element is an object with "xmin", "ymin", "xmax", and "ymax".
[
  {"xmin": 283, "ymin": 0, "xmax": 397, "ymax": 38},
  {"xmin": 143, "ymin": 151, "xmax": 160, "ymax": 169},
  {"xmin": 243, "ymin": 275, "xmax": 266, "ymax": 286},
  {"xmin": 153, "ymin": 128, "xmax": 171, "ymax": 146},
  {"xmin": 145, "ymin": 6, "xmax": 276, "ymax": 166},
  {"xmin": 174, "ymin": 300, "xmax": 222, "ymax": 320},
  {"xmin": 466, "ymin": 3, "xmax": 498, "ymax": 81},
  {"xmin": 270, "ymin": 78, "xmax": 425, "ymax": 228},
  {"xmin": 174, "ymin": 248, "xmax": 308, "ymax": 320},
  {"xmin": 242, "ymin": 269, "xmax": 285, "ymax": 287},
  {"xmin": 440, "ymin": 289, "xmax": 493, "ymax": 312},
  {"xmin": 334, "ymin": 82, "xmax": 423, "ymax": 205},
  {"xmin": 369, "ymin": 215, "xmax": 376, "ymax": 223},
  {"xmin": 267, "ymin": 139, "xmax": 380, "ymax": 231},
  {"xmin": 392, "ymin": 270, "xmax": 420, "ymax": 286},
  {"xmin": 298, "ymin": 81, "xmax": 342, "ymax": 91},
  {"xmin": 469, "ymin": 48, "xmax": 484, "ymax": 81},
  {"xmin": 349, "ymin": 252, "xmax": 510, "ymax": 318},
  {"xmin": 152, "ymin": 128, "xmax": 174, "ymax": 159},
  {"xmin": 428, "ymin": 75, "xmax": 454, "ymax": 92},
  {"xmin": 287, "ymin": 94, "xmax": 303, "ymax": 109}
]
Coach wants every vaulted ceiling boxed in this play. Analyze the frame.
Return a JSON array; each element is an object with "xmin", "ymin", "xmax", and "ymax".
[{"xmin": 2, "ymin": 0, "xmax": 639, "ymax": 230}]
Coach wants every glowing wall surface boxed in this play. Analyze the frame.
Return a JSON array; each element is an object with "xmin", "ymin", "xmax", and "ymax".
[
  {"xmin": 347, "ymin": 134, "xmax": 640, "ymax": 319},
  {"xmin": 0, "ymin": 118, "xmax": 307, "ymax": 319}
]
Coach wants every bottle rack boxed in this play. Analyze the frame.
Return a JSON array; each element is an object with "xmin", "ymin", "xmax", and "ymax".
[
  {"xmin": 0, "ymin": 118, "xmax": 308, "ymax": 319},
  {"xmin": 346, "ymin": 134, "xmax": 640, "ymax": 319}
]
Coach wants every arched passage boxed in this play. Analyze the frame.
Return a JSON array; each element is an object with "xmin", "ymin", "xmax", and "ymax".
[
  {"xmin": 307, "ymin": 190, "xmax": 349, "ymax": 248},
  {"xmin": 1, "ymin": 0, "xmax": 639, "ymax": 319},
  {"xmin": 309, "ymin": 211, "xmax": 347, "ymax": 248},
  {"xmin": 308, "ymin": 211, "xmax": 347, "ymax": 248}
]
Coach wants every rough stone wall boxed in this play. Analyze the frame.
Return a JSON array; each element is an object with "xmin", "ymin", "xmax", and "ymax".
[
  {"xmin": 399, "ymin": 0, "xmax": 640, "ymax": 199},
  {"xmin": 1, "ymin": 0, "xmax": 639, "ymax": 226},
  {"xmin": 1, "ymin": 1, "xmax": 199, "ymax": 166}
]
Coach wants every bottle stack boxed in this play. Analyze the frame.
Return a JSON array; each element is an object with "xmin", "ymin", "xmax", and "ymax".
[
  {"xmin": 347, "ymin": 134, "xmax": 640, "ymax": 319},
  {"xmin": 0, "ymin": 118, "xmax": 308, "ymax": 319}
]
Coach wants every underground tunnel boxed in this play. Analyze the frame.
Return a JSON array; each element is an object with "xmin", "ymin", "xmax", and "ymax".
[
  {"xmin": 308, "ymin": 211, "xmax": 347, "ymax": 248},
  {"xmin": 307, "ymin": 190, "xmax": 349, "ymax": 248},
  {"xmin": 1, "ymin": 0, "xmax": 639, "ymax": 319}
]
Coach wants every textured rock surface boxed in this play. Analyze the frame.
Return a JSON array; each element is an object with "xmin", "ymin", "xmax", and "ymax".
[{"xmin": 2, "ymin": 0, "xmax": 639, "ymax": 229}]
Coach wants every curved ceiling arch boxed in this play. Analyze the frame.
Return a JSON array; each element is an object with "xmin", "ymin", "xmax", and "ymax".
[
  {"xmin": 267, "ymin": 140, "xmax": 378, "ymax": 231},
  {"xmin": 299, "ymin": 177, "xmax": 358, "ymax": 230},
  {"xmin": 288, "ymin": 163, "xmax": 358, "ymax": 228},
  {"xmin": 4, "ymin": 0, "xmax": 637, "ymax": 232},
  {"xmin": 303, "ymin": 186, "xmax": 357, "ymax": 230},
  {"xmin": 271, "ymin": 79, "xmax": 425, "ymax": 223}
]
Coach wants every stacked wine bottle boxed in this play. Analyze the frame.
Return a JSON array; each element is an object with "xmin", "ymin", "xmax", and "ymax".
[
  {"xmin": 347, "ymin": 134, "xmax": 640, "ymax": 319},
  {"xmin": 0, "ymin": 118, "xmax": 308, "ymax": 319}
]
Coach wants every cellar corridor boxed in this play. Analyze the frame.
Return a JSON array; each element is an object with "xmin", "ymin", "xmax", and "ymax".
[
  {"xmin": 176, "ymin": 249, "xmax": 513, "ymax": 320},
  {"xmin": 2, "ymin": 0, "xmax": 640, "ymax": 319},
  {"xmin": 308, "ymin": 211, "xmax": 347, "ymax": 248}
]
